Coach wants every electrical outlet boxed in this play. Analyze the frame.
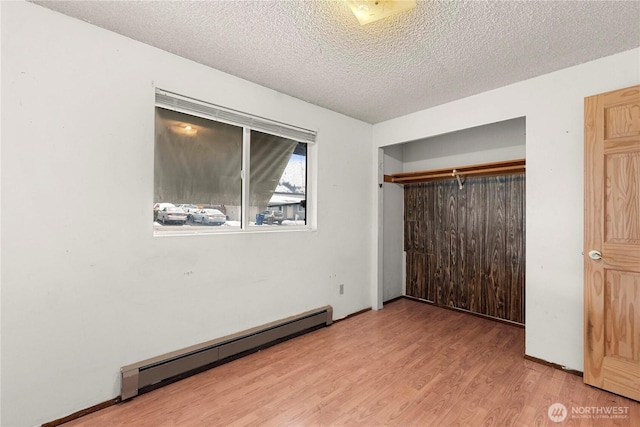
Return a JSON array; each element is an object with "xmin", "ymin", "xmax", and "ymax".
[{"xmin": 339, "ymin": 284, "xmax": 344, "ymax": 295}]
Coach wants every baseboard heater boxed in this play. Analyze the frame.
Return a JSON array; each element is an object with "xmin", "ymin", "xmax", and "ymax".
[{"xmin": 120, "ymin": 305, "xmax": 332, "ymax": 400}]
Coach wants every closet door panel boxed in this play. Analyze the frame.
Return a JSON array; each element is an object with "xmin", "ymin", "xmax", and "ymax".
[
  {"xmin": 457, "ymin": 181, "xmax": 469, "ymax": 311},
  {"xmin": 404, "ymin": 174, "xmax": 525, "ymax": 324},
  {"xmin": 442, "ymin": 180, "xmax": 459, "ymax": 308},
  {"xmin": 465, "ymin": 178, "xmax": 485, "ymax": 315},
  {"xmin": 433, "ymin": 183, "xmax": 445, "ymax": 304},
  {"xmin": 506, "ymin": 175, "xmax": 526, "ymax": 323},
  {"xmin": 405, "ymin": 251, "xmax": 418, "ymax": 298},
  {"xmin": 424, "ymin": 184, "xmax": 437, "ymax": 302},
  {"xmin": 484, "ymin": 176, "xmax": 507, "ymax": 320},
  {"xmin": 404, "ymin": 186, "xmax": 416, "ymax": 252}
]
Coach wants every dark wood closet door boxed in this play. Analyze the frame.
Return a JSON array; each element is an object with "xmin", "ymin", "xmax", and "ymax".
[{"xmin": 405, "ymin": 174, "xmax": 525, "ymax": 324}]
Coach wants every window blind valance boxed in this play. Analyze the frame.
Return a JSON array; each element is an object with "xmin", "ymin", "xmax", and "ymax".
[{"xmin": 155, "ymin": 89, "xmax": 317, "ymax": 144}]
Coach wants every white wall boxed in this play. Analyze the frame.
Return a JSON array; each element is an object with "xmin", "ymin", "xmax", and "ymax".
[
  {"xmin": 382, "ymin": 145, "xmax": 404, "ymax": 302},
  {"xmin": 374, "ymin": 48, "xmax": 640, "ymax": 372},
  {"xmin": 0, "ymin": 3, "xmax": 3, "ymax": 426},
  {"xmin": 0, "ymin": 2, "xmax": 373, "ymax": 425},
  {"xmin": 402, "ymin": 117, "xmax": 526, "ymax": 171}
]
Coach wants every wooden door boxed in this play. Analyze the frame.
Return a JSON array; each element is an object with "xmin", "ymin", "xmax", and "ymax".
[{"xmin": 584, "ymin": 85, "xmax": 640, "ymax": 400}]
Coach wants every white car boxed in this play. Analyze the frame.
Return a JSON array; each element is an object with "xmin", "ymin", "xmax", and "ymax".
[
  {"xmin": 153, "ymin": 202, "xmax": 175, "ymax": 211},
  {"xmin": 177, "ymin": 204, "xmax": 200, "ymax": 219},
  {"xmin": 156, "ymin": 206, "xmax": 187, "ymax": 224},
  {"xmin": 192, "ymin": 209, "xmax": 226, "ymax": 226}
]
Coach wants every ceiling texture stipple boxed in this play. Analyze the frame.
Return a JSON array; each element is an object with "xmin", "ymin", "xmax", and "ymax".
[{"xmin": 32, "ymin": 0, "xmax": 640, "ymax": 124}]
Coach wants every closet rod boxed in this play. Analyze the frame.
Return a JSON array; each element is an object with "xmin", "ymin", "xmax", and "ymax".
[{"xmin": 383, "ymin": 158, "xmax": 525, "ymax": 185}]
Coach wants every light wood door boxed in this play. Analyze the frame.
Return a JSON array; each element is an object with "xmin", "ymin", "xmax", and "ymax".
[{"xmin": 584, "ymin": 85, "xmax": 640, "ymax": 401}]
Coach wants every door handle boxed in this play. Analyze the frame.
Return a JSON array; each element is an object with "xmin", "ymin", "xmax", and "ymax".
[
  {"xmin": 588, "ymin": 250, "xmax": 628, "ymax": 267},
  {"xmin": 588, "ymin": 250, "xmax": 602, "ymax": 260}
]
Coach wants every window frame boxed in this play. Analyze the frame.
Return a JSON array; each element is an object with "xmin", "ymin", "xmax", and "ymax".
[{"xmin": 154, "ymin": 89, "xmax": 316, "ymax": 236}]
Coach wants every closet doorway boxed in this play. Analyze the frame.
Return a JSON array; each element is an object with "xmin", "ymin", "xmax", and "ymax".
[
  {"xmin": 399, "ymin": 167, "xmax": 525, "ymax": 324},
  {"xmin": 381, "ymin": 117, "xmax": 526, "ymax": 325}
]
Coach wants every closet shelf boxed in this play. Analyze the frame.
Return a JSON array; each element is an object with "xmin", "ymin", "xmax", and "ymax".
[{"xmin": 384, "ymin": 158, "xmax": 525, "ymax": 185}]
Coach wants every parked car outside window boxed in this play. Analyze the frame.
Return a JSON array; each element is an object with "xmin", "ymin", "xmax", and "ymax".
[
  {"xmin": 154, "ymin": 202, "xmax": 176, "ymax": 211},
  {"xmin": 192, "ymin": 209, "xmax": 226, "ymax": 226},
  {"xmin": 156, "ymin": 206, "xmax": 187, "ymax": 225},
  {"xmin": 177, "ymin": 204, "xmax": 199, "ymax": 220},
  {"xmin": 153, "ymin": 202, "xmax": 176, "ymax": 221},
  {"xmin": 260, "ymin": 210, "xmax": 283, "ymax": 225}
]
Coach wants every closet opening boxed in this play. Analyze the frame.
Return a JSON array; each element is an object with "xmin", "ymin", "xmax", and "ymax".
[{"xmin": 380, "ymin": 117, "xmax": 526, "ymax": 325}]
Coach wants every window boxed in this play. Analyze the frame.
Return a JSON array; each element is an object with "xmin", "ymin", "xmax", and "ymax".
[{"xmin": 153, "ymin": 90, "xmax": 314, "ymax": 235}]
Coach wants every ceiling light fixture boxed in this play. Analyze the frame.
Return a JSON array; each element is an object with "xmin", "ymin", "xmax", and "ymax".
[
  {"xmin": 171, "ymin": 124, "xmax": 198, "ymax": 136},
  {"xmin": 346, "ymin": 0, "xmax": 417, "ymax": 26}
]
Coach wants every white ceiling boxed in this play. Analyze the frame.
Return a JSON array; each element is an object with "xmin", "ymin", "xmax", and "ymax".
[{"xmin": 32, "ymin": 0, "xmax": 640, "ymax": 124}]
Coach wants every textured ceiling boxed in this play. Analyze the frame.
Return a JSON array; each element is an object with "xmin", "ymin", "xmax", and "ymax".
[{"xmin": 32, "ymin": 0, "xmax": 640, "ymax": 124}]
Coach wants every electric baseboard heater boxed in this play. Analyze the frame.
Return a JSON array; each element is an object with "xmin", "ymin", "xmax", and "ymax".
[{"xmin": 120, "ymin": 305, "xmax": 333, "ymax": 400}]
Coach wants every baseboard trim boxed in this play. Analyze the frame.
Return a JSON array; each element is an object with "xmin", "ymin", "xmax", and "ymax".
[
  {"xmin": 333, "ymin": 306, "xmax": 372, "ymax": 323},
  {"xmin": 402, "ymin": 296, "xmax": 525, "ymax": 328},
  {"xmin": 43, "ymin": 307, "xmax": 335, "ymax": 426},
  {"xmin": 524, "ymin": 354, "xmax": 583, "ymax": 377},
  {"xmin": 383, "ymin": 296, "xmax": 404, "ymax": 304},
  {"xmin": 42, "ymin": 397, "xmax": 120, "ymax": 427},
  {"xmin": 41, "ymin": 300, "xmax": 536, "ymax": 426}
]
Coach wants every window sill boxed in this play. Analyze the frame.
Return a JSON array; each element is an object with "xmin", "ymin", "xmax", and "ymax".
[{"xmin": 153, "ymin": 223, "xmax": 312, "ymax": 237}]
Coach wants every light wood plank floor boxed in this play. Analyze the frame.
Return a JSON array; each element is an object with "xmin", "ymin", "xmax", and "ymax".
[{"xmin": 64, "ymin": 299, "xmax": 639, "ymax": 426}]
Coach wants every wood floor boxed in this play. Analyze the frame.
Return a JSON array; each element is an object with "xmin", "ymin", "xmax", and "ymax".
[{"xmin": 63, "ymin": 299, "xmax": 639, "ymax": 426}]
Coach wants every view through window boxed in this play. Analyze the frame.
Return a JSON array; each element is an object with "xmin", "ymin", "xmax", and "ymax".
[{"xmin": 153, "ymin": 91, "xmax": 312, "ymax": 234}]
